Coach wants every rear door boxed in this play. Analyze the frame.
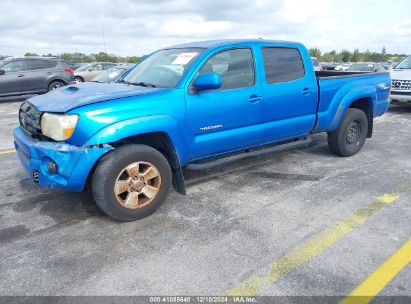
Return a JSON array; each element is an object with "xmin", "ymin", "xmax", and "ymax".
[
  {"xmin": 0, "ymin": 60, "xmax": 27, "ymax": 96},
  {"xmin": 24, "ymin": 59, "xmax": 57, "ymax": 92},
  {"xmin": 259, "ymin": 46, "xmax": 318, "ymax": 142},
  {"xmin": 185, "ymin": 47, "xmax": 264, "ymax": 159}
]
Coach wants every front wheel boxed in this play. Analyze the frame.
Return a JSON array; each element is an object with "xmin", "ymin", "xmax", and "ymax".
[
  {"xmin": 74, "ymin": 76, "xmax": 84, "ymax": 83},
  {"xmin": 327, "ymin": 108, "xmax": 368, "ymax": 157},
  {"xmin": 92, "ymin": 144, "xmax": 172, "ymax": 221}
]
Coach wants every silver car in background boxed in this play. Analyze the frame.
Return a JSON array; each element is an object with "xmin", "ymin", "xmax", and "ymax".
[
  {"xmin": 73, "ymin": 62, "xmax": 116, "ymax": 83},
  {"xmin": 311, "ymin": 57, "xmax": 323, "ymax": 71},
  {"xmin": 390, "ymin": 55, "xmax": 411, "ymax": 104}
]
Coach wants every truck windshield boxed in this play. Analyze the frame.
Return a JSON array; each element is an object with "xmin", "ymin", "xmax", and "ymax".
[
  {"xmin": 122, "ymin": 48, "xmax": 204, "ymax": 88},
  {"xmin": 395, "ymin": 56, "xmax": 411, "ymax": 69}
]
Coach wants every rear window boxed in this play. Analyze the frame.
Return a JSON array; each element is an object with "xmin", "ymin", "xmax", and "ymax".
[
  {"xmin": 312, "ymin": 58, "xmax": 320, "ymax": 67},
  {"xmin": 25, "ymin": 59, "xmax": 57, "ymax": 70},
  {"xmin": 347, "ymin": 63, "xmax": 374, "ymax": 72},
  {"xmin": 262, "ymin": 47, "xmax": 305, "ymax": 84}
]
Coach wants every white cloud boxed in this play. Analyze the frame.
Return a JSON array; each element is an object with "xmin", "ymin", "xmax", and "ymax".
[{"xmin": 0, "ymin": 0, "xmax": 409, "ymax": 56}]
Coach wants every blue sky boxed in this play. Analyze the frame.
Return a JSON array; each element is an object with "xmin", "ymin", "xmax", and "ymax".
[{"xmin": 0, "ymin": 0, "xmax": 409, "ymax": 56}]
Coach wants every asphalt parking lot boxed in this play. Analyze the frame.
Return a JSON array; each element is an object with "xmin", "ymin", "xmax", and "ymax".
[{"xmin": 0, "ymin": 100, "xmax": 410, "ymax": 300}]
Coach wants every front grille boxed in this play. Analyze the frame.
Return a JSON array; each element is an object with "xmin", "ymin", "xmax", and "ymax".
[
  {"xmin": 19, "ymin": 101, "xmax": 42, "ymax": 137},
  {"xmin": 391, "ymin": 79, "xmax": 411, "ymax": 90}
]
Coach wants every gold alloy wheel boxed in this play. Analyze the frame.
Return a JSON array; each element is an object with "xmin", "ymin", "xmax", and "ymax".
[{"xmin": 114, "ymin": 161, "xmax": 161, "ymax": 209}]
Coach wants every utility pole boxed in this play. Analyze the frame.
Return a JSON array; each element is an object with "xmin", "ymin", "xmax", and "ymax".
[{"xmin": 101, "ymin": 16, "xmax": 107, "ymax": 54}]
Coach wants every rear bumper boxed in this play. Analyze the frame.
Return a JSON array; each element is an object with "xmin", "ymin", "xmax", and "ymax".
[{"xmin": 13, "ymin": 126, "xmax": 112, "ymax": 192}]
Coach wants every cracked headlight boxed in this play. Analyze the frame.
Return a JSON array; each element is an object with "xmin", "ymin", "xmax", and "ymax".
[{"xmin": 40, "ymin": 113, "xmax": 79, "ymax": 141}]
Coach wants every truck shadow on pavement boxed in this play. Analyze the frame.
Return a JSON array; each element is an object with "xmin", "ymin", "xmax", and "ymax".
[{"xmin": 388, "ymin": 103, "xmax": 411, "ymax": 114}]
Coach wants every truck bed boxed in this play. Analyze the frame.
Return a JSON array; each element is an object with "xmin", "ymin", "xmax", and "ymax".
[
  {"xmin": 314, "ymin": 71, "xmax": 391, "ymax": 133},
  {"xmin": 315, "ymin": 71, "xmax": 386, "ymax": 78}
]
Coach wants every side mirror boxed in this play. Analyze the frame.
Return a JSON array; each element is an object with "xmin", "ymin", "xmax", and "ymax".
[
  {"xmin": 193, "ymin": 73, "xmax": 222, "ymax": 91},
  {"xmin": 0, "ymin": 69, "xmax": 5, "ymax": 75},
  {"xmin": 87, "ymin": 68, "xmax": 93, "ymax": 72}
]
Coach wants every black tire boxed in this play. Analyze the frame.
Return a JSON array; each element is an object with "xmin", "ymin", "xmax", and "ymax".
[
  {"xmin": 327, "ymin": 108, "xmax": 368, "ymax": 157},
  {"xmin": 92, "ymin": 144, "xmax": 172, "ymax": 221},
  {"xmin": 48, "ymin": 80, "xmax": 64, "ymax": 91},
  {"xmin": 74, "ymin": 76, "xmax": 84, "ymax": 83}
]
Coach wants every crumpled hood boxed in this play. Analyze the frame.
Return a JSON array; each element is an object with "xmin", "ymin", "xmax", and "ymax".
[
  {"xmin": 28, "ymin": 82, "xmax": 163, "ymax": 113},
  {"xmin": 390, "ymin": 69, "xmax": 411, "ymax": 81}
]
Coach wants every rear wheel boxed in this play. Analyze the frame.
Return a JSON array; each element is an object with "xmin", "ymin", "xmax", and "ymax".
[
  {"xmin": 48, "ymin": 80, "xmax": 64, "ymax": 91},
  {"xmin": 327, "ymin": 108, "xmax": 368, "ymax": 157},
  {"xmin": 92, "ymin": 144, "xmax": 172, "ymax": 221}
]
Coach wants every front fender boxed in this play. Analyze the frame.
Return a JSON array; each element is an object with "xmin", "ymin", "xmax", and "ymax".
[
  {"xmin": 85, "ymin": 115, "xmax": 189, "ymax": 165},
  {"xmin": 319, "ymin": 85, "xmax": 377, "ymax": 132}
]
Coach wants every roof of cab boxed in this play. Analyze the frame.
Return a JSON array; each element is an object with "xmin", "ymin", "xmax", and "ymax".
[{"xmin": 166, "ymin": 39, "xmax": 302, "ymax": 50}]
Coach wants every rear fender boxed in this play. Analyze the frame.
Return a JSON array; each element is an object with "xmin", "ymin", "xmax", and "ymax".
[{"xmin": 325, "ymin": 86, "xmax": 377, "ymax": 132}]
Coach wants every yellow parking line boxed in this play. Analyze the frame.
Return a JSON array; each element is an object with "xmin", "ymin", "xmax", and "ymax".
[
  {"xmin": 0, "ymin": 149, "xmax": 16, "ymax": 155},
  {"xmin": 340, "ymin": 239, "xmax": 411, "ymax": 304},
  {"xmin": 226, "ymin": 179, "xmax": 411, "ymax": 296}
]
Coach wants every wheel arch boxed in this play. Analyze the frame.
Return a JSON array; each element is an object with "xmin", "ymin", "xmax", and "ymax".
[
  {"xmin": 108, "ymin": 132, "xmax": 186, "ymax": 195},
  {"xmin": 328, "ymin": 86, "xmax": 377, "ymax": 137},
  {"xmin": 47, "ymin": 78, "xmax": 68, "ymax": 89},
  {"xmin": 74, "ymin": 75, "xmax": 85, "ymax": 82},
  {"xmin": 348, "ymin": 97, "xmax": 373, "ymax": 138},
  {"xmin": 84, "ymin": 116, "xmax": 189, "ymax": 195}
]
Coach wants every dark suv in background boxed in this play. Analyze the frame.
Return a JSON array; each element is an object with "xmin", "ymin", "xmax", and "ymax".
[{"xmin": 0, "ymin": 57, "xmax": 74, "ymax": 98}]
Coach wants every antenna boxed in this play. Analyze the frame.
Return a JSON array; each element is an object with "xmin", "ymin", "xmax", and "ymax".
[{"xmin": 100, "ymin": 16, "xmax": 107, "ymax": 54}]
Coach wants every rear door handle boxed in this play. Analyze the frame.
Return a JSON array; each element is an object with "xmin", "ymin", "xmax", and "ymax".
[
  {"xmin": 17, "ymin": 74, "xmax": 25, "ymax": 77},
  {"xmin": 302, "ymin": 88, "xmax": 313, "ymax": 96},
  {"xmin": 248, "ymin": 95, "xmax": 262, "ymax": 103}
]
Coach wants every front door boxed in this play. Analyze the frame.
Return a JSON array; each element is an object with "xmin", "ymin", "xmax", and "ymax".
[
  {"xmin": 185, "ymin": 47, "xmax": 264, "ymax": 160},
  {"xmin": 0, "ymin": 60, "xmax": 27, "ymax": 96}
]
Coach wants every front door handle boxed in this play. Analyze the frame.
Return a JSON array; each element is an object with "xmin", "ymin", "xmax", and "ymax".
[
  {"xmin": 248, "ymin": 95, "xmax": 262, "ymax": 103},
  {"xmin": 17, "ymin": 74, "xmax": 25, "ymax": 77},
  {"xmin": 302, "ymin": 88, "xmax": 313, "ymax": 96}
]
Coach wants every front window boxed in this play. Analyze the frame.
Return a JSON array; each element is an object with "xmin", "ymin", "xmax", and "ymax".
[
  {"xmin": 395, "ymin": 56, "xmax": 411, "ymax": 69},
  {"xmin": 75, "ymin": 64, "xmax": 91, "ymax": 71},
  {"xmin": 198, "ymin": 48, "xmax": 255, "ymax": 90},
  {"xmin": 1, "ymin": 60, "xmax": 25, "ymax": 73},
  {"xmin": 122, "ymin": 48, "xmax": 203, "ymax": 88}
]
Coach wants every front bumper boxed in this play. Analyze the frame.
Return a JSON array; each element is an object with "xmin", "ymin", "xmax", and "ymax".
[
  {"xmin": 390, "ymin": 91, "xmax": 411, "ymax": 103},
  {"xmin": 13, "ymin": 126, "xmax": 112, "ymax": 192}
]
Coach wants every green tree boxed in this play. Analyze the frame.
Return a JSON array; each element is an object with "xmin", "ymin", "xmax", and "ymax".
[
  {"xmin": 93, "ymin": 52, "xmax": 119, "ymax": 63},
  {"xmin": 24, "ymin": 52, "xmax": 39, "ymax": 57},
  {"xmin": 309, "ymin": 48, "xmax": 321, "ymax": 59},
  {"xmin": 352, "ymin": 48, "xmax": 360, "ymax": 62},
  {"xmin": 340, "ymin": 49, "xmax": 352, "ymax": 62},
  {"xmin": 127, "ymin": 56, "xmax": 143, "ymax": 63}
]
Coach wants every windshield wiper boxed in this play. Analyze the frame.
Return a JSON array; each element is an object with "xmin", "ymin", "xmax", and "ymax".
[
  {"xmin": 117, "ymin": 79, "xmax": 131, "ymax": 84},
  {"xmin": 132, "ymin": 82, "xmax": 157, "ymax": 88},
  {"xmin": 117, "ymin": 80, "xmax": 157, "ymax": 88}
]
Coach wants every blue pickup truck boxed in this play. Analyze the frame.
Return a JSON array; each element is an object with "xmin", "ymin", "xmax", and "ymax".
[{"xmin": 14, "ymin": 39, "xmax": 391, "ymax": 221}]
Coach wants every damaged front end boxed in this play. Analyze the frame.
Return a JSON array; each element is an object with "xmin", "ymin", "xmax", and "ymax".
[{"xmin": 13, "ymin": 126, "xmax": 112, "ymax": 191}]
